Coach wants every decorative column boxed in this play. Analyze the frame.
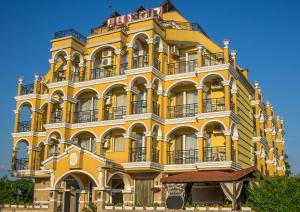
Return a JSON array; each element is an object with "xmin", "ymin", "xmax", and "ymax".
[
  {"xmin": 114, "ymin": 49, "xmax": 124, "ymax": 75},
  {"xmin": 11, "ymin": 149, "xmax": 17, "ymax": 170},
  {"xmin": 223, "ymin": 39, "xmax": 230, "ymax": 63},
  {"xmin": 147, "ymin": 38, "xmax": 154, "ymax": 67},
  {"xmin": 197, "ymin": 133, "xmax": 204, "ymax": 162},
  {"xmin": 230, "ymin": 50, "xmax": 237, "ymax": 70},
  {"xmin": 196, "ymin": 84, "xmax": 204, "ymax": 113},
  {"xmin": 146, "ymin": 83, "xmax": 153, "ymax": 113},
  {"xmin": 232, "ymin": 135, "xmax": 239, "ymax": 163},
  {"xmin": 196, "ymin": 44, "xmax": 205, "ymax": 67},
  {"xmin": 46, "ymin": 100, "xmax": 53, "ymax": 124},
  {"xmin": 14, "ymin": 110, "xmax": 20, "ymax": 133},
  {"xmin": 231, "ymin": 88, "xmax": 238, "ymax": 113},
  {"xmin": 158, "ymin": 47, "xmax": 164, "ymax": 72},
  {"xmin": 28, "ymin": 147, "xmax": 34, "ymax": 170},
  {"xmin": 222, "ymin": 80, "xmax": 231, "ymax": 111},
  {"xmin": 98, "ymin": 95, "xmax": 104, "ymax": 121},
  {"xmin": 70, "ymin": 103, "xmax": 76, "ymax": 124},
  {"xmin": 126, "ymin": 87, "xmax": 132, "ymax": 115},
  {"xmin": 162, "ymin": 94, "xmax": 168, "ymax": 119},
  {"xmin": 17, "ymin": 76, "xmax": 23, "ymax": 96},
  {"xmin": 44, "ymin": 141, "xmax": 49, "ymax": 160},
  {"xmin": 95, "ymin": 138, "xmax": 104, "ymax": 156},
  {"xmin": 160, "ymin": 138, "xmax": 167, "ymax": 164},
  {"xmin": 33, "ymin": 73, "xmax": 40, "ymax": 94},
  {"xmin": 124, "ymin": 133, "xmax": 131, "ymax": 162},
  {"xmin": 146, "ymin": 132, "xmax": 153, "ymax": 162},
  {"xmin": 62, "ymin": 99, "xmax": 70, "ymax": 123},
  {"xmin": 157, "ymin": 90, "xmax": 163, "ymax": 117},
  {"xmin": 126, "ymin": 43, "xmax": 134, "ymax": 69},
  {"xmin": 85, "ymin": 56, "xmax": 93, "ymax": 80},
  {"xmin": 49, "ymin": 59, "xmax": 56, "ymax": 83},
  {"xmin": 224, "ymin": 131, "xmax": 232, "ymax": 161},
  {"xmin": 65, "ymin": 55, "xmax": 74, "ymax": 81},
  {"xmin": 31, "ymin": 108, "xmax": 37, "ymax": 131},
  {"xmin": 79, "ymin": 62, "xmax": 86, "ymax": 81}
]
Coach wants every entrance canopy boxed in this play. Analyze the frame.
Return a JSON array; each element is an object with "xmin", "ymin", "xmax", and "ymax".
[{"xmin": 161, "ymin": 166, "xmax": 257, "ymax": 183}]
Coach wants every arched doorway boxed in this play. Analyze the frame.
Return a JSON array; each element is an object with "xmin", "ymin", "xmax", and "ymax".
[{"xmin": 55, "ymin": 171, "xmax": 97, "ymax": 212}]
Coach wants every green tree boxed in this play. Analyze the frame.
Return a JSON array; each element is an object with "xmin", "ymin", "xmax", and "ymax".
[
  {"xmin": 0, "ymin": 176, "xmax": 34, "ymax": 204},
  {"xmin": 248, "ymin": 176, "xmax": 300, "ymax": 212}
]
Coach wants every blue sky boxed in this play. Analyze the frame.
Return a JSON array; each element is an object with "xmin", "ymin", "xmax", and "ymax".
[{"xmin": 0, "ymin": 0, "xmax": 299, "ymax": 176}]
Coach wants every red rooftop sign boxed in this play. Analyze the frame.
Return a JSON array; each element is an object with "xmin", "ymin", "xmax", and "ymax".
[{"xmin": 107, "ymin": 7, "xmax": 163, "ymax": 29}]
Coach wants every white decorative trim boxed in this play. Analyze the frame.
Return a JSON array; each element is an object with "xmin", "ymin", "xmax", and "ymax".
[
  {"xmin": 74, "ymin": 75, "xmax": 127, "ymax": 88},
  {"xmin": 196, "ymin": 111, "xmax": 240, "ymax": 123},
  {"xmin": 165, "ymin": 72, "xmax": 196, "ymax": 81},
  {"xmin": 47, "ymin": 81, "xmax": 73, "ymax": 89},
  {"xmin": 121, "ymin": 162, "xmax": 163, "ymax": 170},
  {"xmin": 44, "ymin": 123, "xmax": 71, "ymax": 130},
  {"xmin": 196, "ymin": 161, "xmax": 241, "ymax": 170},
  {"xmin": 86, "ymin": 38, "xmax": 121, "ymax": 48},
  {"xmin": 165, "ymin": 116, "xmax": 197, "ymax": 125}
]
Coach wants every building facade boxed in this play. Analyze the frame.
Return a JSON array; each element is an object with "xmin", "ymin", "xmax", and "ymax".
[{"xmin": 11, "ymin": 1, "xmax": 285, "ymax": 211}]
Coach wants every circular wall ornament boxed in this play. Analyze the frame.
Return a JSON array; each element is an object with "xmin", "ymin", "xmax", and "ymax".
[{"xmin": 69, "ymin": 153, "xmax": 78, "ymax": 166}]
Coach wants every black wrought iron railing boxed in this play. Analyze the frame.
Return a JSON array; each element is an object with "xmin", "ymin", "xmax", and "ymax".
[
  {"xmin": 152, "ymin": 101, "xmax": 160, "ymax": 116},
  {"xmin": 51, "ymin": 111, "xmax": 62, "ymax": 123},
  {"xmin": 167, "ymin": 103, "xmax": 198, "ymax": 119},
  {"xmin": 203, "ymin": 52, "xmax": 224, "ymax": 66},
  {"xmin": 133, "ymin": 55, "xmax": 149, "ymax": 68},
  {"xmin": 203, "ymin": 146, "xmax": 226, "ymax": 162},
  {"xmin": 130, "ymin": 147, "xmax": 147, "ymax": 162},
  {"xmin": 154, "ymin": 57, "xmax": 161, "ymax": 70},
  {"xmin": 167, "ymin": 149, "xmax": 198, "ymax": 164},
  {"xmin": 131, "ymin": 100, "xmax": 147, "ymax": 114},
  {"xmin": 121, "ymin": 63, "xmax": 128, "ymax": 73},
  {"xmin": 18, "ymin": 121, "xmax": 31, "ymax": 132},
  {"xmin": 54, "ymin": 29, "xmax": 87, "ymax": 43},
  {"xmin": 203, "ymin": 98, "xmax": 225, "ymax": 113},
  {"xmin": 72, "ymin": 71, "xmax": 85, "ymax": 82},
  {"xmin": 15, "ymin": 158, "xmax": 29, "ymax": 170},
  {"xmin": 91, "ymin": 66, "xmax": 120, "ymax": 79},
  {"xmin": 54, "ymin": 70, "xmax": 66, "ymax": 82},
  {"xmin": 21, "ymin": 84, "xmax": 34, "ymax": 95},
  {"xmin": 152, "ymin": 149, "xmax": 160, "ymax": 163},
  {"xmin": 73, "ymin": 110, "xmax": 98, "ymax": 123},
  {"xmin": 160, "ymin": 21, "xmax": 207, "ymax": 36},
  {"xmin": 103, "ymin": 106, "xmax": 126, "ymax": 120},
  {"xmin": 168, "ymin": 60, "xmax": 198, "ymax": 75}
]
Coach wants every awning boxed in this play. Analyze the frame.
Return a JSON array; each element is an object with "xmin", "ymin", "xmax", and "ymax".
[{"xmin": 161, "ymin": 166, "xmax": 257, "ymax": 183}]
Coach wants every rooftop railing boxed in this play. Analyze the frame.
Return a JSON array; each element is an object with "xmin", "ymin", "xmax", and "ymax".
[
  {"xmin": 18, "ymin": 121, "xmax": 31, "ymax": 132},
  {"xmin": 54, "ymin": 29, "xmax": 87, "ymax": 43},
  {"xmin": 21, "ymin": 84, "xmax": 34, "ymax": 95},
  {"xmin": 160, "ymin": 20, "xmax": 208, "ymax": 36},
  {"xmin": 203, "ymin": 52, "xmax": 224, "ymax": 66},
  {"xmin": 15, "ymin": 158, "xmax": 29, "ymax": 170}
]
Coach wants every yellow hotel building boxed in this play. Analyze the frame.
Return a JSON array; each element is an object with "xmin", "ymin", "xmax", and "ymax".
[{"xmin": 11, "ymin": 1, "xmax": 286, "ymax": 211}]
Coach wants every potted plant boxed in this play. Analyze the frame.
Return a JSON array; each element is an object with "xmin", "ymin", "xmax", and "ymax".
[
  {"xmin": 208, "ymin": 203, "xmax": 220, "ymax": 211},
  {"xmin": 221, "ymin": 202, "xmax": 232, "ymax": 211},
  {"xmin": 195, "ymin": 203, "xmax": 207, "ymax": 211}
]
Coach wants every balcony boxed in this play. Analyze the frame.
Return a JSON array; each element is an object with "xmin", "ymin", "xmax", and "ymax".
[
  {"xmin": 21, "ymin": 84, "xmax": 34, "ymax": 95},
  {"xmin": 152, "ymin": 149, "xmax": 160, "ymax": 163},
  {"xmin": 167, "ymin": 149, "xmax": 198, "ymax": 164},
  {"xmin": 91, "ymin": 66, "xmax": 122, "ymax": 80},
  {"xmin": 15, "ymin": 158, "xmax": 29, "ymax": 170},
  {"xmin": 203, "ymin": 98, "xmax": 225, "ymax": 113},
  {"xmin": 133, "ymin": 55, "xmax": 149, "ymax": 69},
  {"xmin": 203, "ymin": 52, "xmax": 224, "ymax": 66},
  {"xmin": 168, "ymin": 60, "xmax": 198, "ymax": 75},
  {"xmin": 73, "ymin": 110, "xmax": 98, "ymax": 123},
  {"xmin": 131, "ymin": 100, "xmax": 147, "ymax": 114},
  {"xmin": 167, "ymin": 103, "xmax": 198, "ymax": 119},
  {"xmin": 54, "ymin": 28, "xmax": 87, "ymax": 43},
  {"xmin": 18, "ymin": 121, "xmax": 31, "ymax": 132},
  {"xmin": 152, "ymin": 101, "xmax": 160, "ymax": 116},
  {"xmin": 160, "ymin": 21, "xmax": 207, "ymax": 35},
  {"xmin": 130, "ymin": 147, "xmax": 146, "ymax": 162},
  {"xmin": 154, "ymin": 58, "xmax": 160, "ymax": 70},
  {"xmin": 103, "ymin": 106, "xmax": 126, "ymax": 120},
  {"xmin": 72, "ymin": 72, "xmax": 85, "ymax": 82},
  {"xmin": 203, "ymin": 146, "xmax": 226, "ymax": 162},
  {"xmin": 51, "ymin": 111, "xmax": 62, "ymax": 123}
]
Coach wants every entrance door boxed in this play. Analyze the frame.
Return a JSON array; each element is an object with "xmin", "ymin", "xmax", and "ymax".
[{"xmin": 135, "ymin": 178, "xmax": 154, "ymax": 206}]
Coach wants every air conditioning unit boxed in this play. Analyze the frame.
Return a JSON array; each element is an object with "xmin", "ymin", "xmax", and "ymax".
[
  {"xmin": 211, "ymin": 80, "xmax": 223, "ymax": 90},
  {"xmin": 101, "ymin": 57, "xmax": 113, "ymax": 67},
  {"xmin": 105, "ymin": 96, "xmax": 112, "ymax": 106},
  {"xmin": 170, "ymin": 45, "xmax": 179, "ymax": 57},
  {"xmin": 102, "ymin": 50, "xmax": 113, "ymax": 58},
  {"xmin": 213, "ymin": 125, "xmax": 223, "ymax": 134}
]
